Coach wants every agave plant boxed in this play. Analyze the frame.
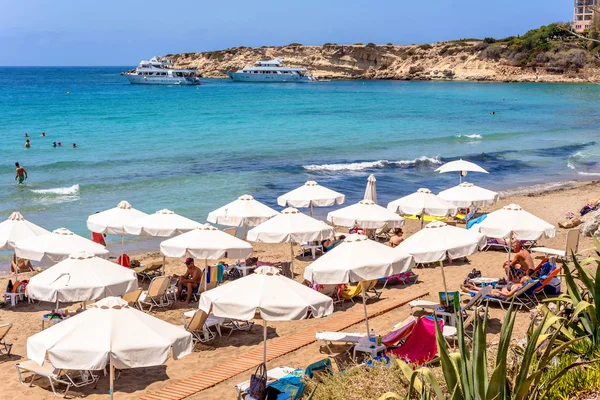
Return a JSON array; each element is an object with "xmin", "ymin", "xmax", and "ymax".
[{"xmin": 397, "ymin": 300, "xmax": 583, "ymax": 400}]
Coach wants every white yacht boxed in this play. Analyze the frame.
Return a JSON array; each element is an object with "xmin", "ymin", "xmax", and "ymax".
[
  {"xmin": 226, "ymin": 59, "xmax": 313, "ymax": 82},
  {"xmin": 122, "ymin": 57, "xmax": 201, "ymax": 85}
]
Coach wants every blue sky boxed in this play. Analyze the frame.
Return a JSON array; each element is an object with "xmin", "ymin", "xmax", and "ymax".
[{"xmin": 0, "ymin": 0, "xmax": 571, "ymax": 66}]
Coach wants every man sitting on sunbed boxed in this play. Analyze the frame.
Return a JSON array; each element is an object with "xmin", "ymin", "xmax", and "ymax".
[
  {"xmin": 491, "ymin": 276, "xmax": 531, "ymax": 298},
  {"xmin": 503, "ymin": 241, "xmax": 534, "ymax": 282},
  {"xmin": 174, "ymin": 258, "xmax": 201, "ymax": 305}
]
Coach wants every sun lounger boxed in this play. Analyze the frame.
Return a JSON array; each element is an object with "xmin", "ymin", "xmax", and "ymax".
[
  {"xmin": 381, "ymin": 270, "xmax": 418, "ymax": 288},
  {"xmin": 139, "ymin": 275, "xmax": 173, "ymax": 312},
  {"xmin": 121, "ymin": 288, "xmax": 143, "ymax": 310},
  {"xmin": 532, "ymin": 228, "xmax": 580, "ymax": 262},
  {"xmin": 15, "ymin": 359, "xmax": 99, "ymax": 397},
  {"xmin": 409, "ymin": 299, "xmax": 441, "ymax": 314},
  {"xmin": 182, "ymin": 309, "xmax": 241, "ymax": 338},
  {"xmin": 133, "ymin": 261, "xmax": 163, "ymax": 282},
  {"xmin": 382, "ymin": 316, "xmax": 416, "ymax": 347},
  {"xmin": 182, "ymin": 309, "xmax": 218, "ymax": 344},
  {"xmin": 0, "ymin": 323, "xmax": 13, "ymax": 356},
  {"xmin": 234, "ymin": 366, "xmax": 297, "ymax": 400},
  {"xmin": 362, "ymin": 279, "xmax": 381, "ymax": 300},
  {"xmin": 533, "ymin": 266, "xmax": 562, "ymax": 297},
  {"xmin": 481, "ymin": 280, "xmax": 538, "ymax": 310},
  {"xmin": 316, "ymin": 331, "xmax": 365, "ymax": 354}
]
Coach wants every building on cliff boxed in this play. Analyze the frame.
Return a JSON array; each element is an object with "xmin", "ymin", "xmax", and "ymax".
[{"xmin": 573, "ymin": 0, "xmax": 598, "ymax": 32}]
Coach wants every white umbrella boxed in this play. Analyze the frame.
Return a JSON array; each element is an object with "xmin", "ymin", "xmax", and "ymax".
[
  {"xmin": 86, "ymin": 200, "xmax": 148, "ymax": 255},
  {"xmin": 207, "ymin": 194, "xmax": 279, "ymax": 238},
  {"xmin": 387, "ymin": 188, "xmax": 457, "ymax": 227},
  {"xmin": 15, "ymin": 228, "xmax": 109, "ymax": 264},
  {"xmin": 277, "ymin": 181, "xmax": 345, "ymax": 217},
  {"xmin": 123, "ymin": 209, "xmax": 201, "ymax": 237},
  {"xmin": 435, "ymin": 159, "xmax": 488, "ymax": 183},
  {"xmin": 199, "ymin": 270, "xmax": 333, "ymax": 365},
  {"xmin": 364, "ymin": 174, "xmax": 377, "ymax": 204},
  {"xmin": 476, "ymin": 204, "xmax": 555, "ymax": 241},
  {"xmin": 26, "ymin": 252, "xmax": 138, "ymax": 307},
  {"xmin": 0, "ymin": 212, "xmax": 49, "ymax": 250},
  {"xmin": 304, "ymin": 234, "xmax": 414, "ymax": 335},
  {"xmin": 397, "ymin": 221, "xmax": 486, "ymax": 264},
  {"xmin": 438, "ymin": 182, "xmax": 499, "ymax": 208},
  {"xmin": 160, "ymin": 223, "xmax": 253, "ymax": 260},
  {"xmin": 327, "ymin": 200, "xmax": 405, "ymax": 230},
  {"xmin": 247, "ymin": 207, "xmax": 334, "ymax": 277},
  {"xmin": 476, "ymin": 203, "xmax": 556, "ymax": 267},
  {"xmin": 27, "ymin": 297, "xmax": 192, "ymax": 400}
]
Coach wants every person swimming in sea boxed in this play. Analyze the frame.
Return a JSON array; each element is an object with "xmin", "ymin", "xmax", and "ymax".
[
  {"xmin": 58, "ymin": 142, "xmax": 62, "ymax": 147},
  {"xmin": 24, "ymin": 132, "xmax": 29, "ymax": 138},
  {"xmin": 15, "ymin": 162, "xmax": 27, "ymax": 184},
  {"xmin": 24, "ymin": 139, "xmax": 30, "ymax": 148},
  {"xmin": 52, "ymin": 142, "xmax": 57, "ymax": 148},
  {"xmin": 72, "ymin": 143, "xmax": 77, "ymax": 148},
  {"xmin": 41, "ymin": 132, "xmax": 46, "ymax": 137}
]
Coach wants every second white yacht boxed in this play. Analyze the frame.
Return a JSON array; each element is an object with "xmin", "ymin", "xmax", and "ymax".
[
  {"xmin": 122, "ymin": 57, "xmax": 201, "ymax": 85},
  {"xmin": 226, "ymin": 59, "xmax": 313, "ymax": 82}
]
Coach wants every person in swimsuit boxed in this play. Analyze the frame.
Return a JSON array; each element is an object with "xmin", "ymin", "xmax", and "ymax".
[
  {"xmin": 503, "ymin": 241, "xmax": 534, "ymax": 282},
  {"xmin": 387, "ymin": 228, "xmax": 404, "ymax": 247},
  {"xmin": 15, "ymin": 162, "xmax": 27, "ymax": 184},
  {"xmin": 491, "ymin": 276, "xmax": 530, "ymax": 298},
  {"xmin": 24, "ymin": 139, "xmax": 30, "ymax": 148},
  {"xmin": 175, "ymin": 258, "xmax": 201, "ymax": 305}
]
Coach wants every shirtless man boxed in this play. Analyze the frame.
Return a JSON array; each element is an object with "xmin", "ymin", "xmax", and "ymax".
[
  {"xmin": 175, "ymin": 258, "xmax": 201, "ymax": 305},
  {"xmin": 503, "ymin": 241, "xmax": 534, "ymax": 282},
  {"xmin": 387, "ymin": 228, "xmax": 404, "ymax": 247},
  {"xmin": 24, "ymin": 139, "xmax": 30, "ymax": 148},
  {"xmin": 15, "ymin": 162, "xmax": 27, "ymax": 184}
]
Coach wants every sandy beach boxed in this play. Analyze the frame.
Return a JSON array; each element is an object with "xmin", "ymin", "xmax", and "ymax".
[{"xmin": 0, "ymin": 180, "xmax": 598, "ymax": 400}]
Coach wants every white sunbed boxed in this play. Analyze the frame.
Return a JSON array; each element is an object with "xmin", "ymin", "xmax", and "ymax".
[
  {"xmin": 316, "ymin": 331, "xmax": 366, "ymax": 354},
  {"xmin": 409, "ymin": 299, "xmax": 441, "ymax": 314},
  {"xmin": 234, "ymin": 366, "xmax": 297, "ymax": 400},
  {"xmin": 15, "ymin": 359, "xmax": 99, "ymax": 397}
]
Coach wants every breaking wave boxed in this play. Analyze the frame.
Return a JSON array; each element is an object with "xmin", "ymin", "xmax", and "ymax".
[
  {"xmin": 303, "ymin": 156, "xmax": 441, "ymax": 172},
  {"xmin": 31, "ymin": 184, "xmax": 80, "ymax": 195},
  {"xmin": 454, "ymin": 134, "xmax": 482, "ymax": 140}
]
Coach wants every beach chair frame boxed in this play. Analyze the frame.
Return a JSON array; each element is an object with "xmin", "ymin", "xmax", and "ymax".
[
  {"xmin": 483, "ymin": 281, "xmax": 538, "ymax": 310},
  {"xmin": 140, "ymin": 275, "xmax": 173, "ymax": 312},
  {"xmin": 134, "ymin": 262, "xmax": 164, "ymax": 282},
  {"xmin": 121, "ymin": 288, "xmax": 143, "ymax": 310},
  {"xmin": 15, "ymin": 360, "xmax": 99, "ymax": 397},
  {"xmin": 0, "ymin": 323, "xmax": 13, "ymax": 356},
  {"xmin": 184, "ymin": 309, "xmax": 217, "ymax": 345}
]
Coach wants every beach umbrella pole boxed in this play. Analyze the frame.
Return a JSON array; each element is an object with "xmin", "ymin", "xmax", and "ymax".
[
  {"xmin": 310, "ymin": 203, "xmax": 313, "ymax": 218},
  {"xmin": 121, "ymin": 235, "xmax": 124, "ymax": 259},
  {"xmin": 109, "ymin": 355, "xmax": 114, "ymax": 400},
  {"xmin": 289, "ymin": 242, "xmax": 294, "ymax": 279},
  {"xmin": 439, "ymin": 261, "xmax": 449, "ymax": 303},
  {"xmin": 361, "ymin": 282, "xmax": 370, "ymax": 336},
  {"xmin": 263, "ymin": 319, "xmax": 267, "ymax": 365},
  {"xmin": 162, "ymin": 255, "xmax": 166, "ymax": 275},
  {"xmin": 15, "ymin": 255, "xmax": 19, "ymax": 282},
  {"xmin": 204, "ymin": 259, "xmax": 208, "ymax": 292}
]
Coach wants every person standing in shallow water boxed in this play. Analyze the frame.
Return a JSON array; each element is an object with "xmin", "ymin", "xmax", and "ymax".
[
  {"xmin": 15, "ymin": 162, "xmax": 27, "ymax": 184},
  {"xmin": 24, "ymin": 139, "xmax": 30, "ymax": 148}
]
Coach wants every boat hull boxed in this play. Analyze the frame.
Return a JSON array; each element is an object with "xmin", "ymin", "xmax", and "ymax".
[
  {"xmin": 124, "ymin": 74, "xmax": 201, "ymax": 85},
  {"xmin": 226, "ymin": 72, "xmax": 312, "ymax": 83}
]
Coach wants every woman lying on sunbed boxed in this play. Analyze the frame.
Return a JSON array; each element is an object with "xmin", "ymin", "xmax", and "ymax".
[{"xmin": 490, "ymin": 276, "xmax": 530, "ymax": 298}]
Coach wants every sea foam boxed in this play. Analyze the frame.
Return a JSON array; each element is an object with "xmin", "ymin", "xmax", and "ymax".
[
  {"xmin": 303, "ymin": 156, "xmax": 441, "ymax": 172},
  {"xmin": 31, "ymin": 184, "xmax": 80, "ymax": 195},
  {"xmin": 455, "ymin": 134, "xmax": 482, "ymax": 140}
]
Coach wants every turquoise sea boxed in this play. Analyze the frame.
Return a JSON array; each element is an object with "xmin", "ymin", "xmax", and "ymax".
[{"xmin": 1, "ymin": 67, "xmax": 600, "ymax": 267}]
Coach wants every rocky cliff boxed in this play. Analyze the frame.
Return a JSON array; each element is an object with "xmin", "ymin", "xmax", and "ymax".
[{"xmin": 167, "ymin": 26, "xmax": 600, "ymax": 82}]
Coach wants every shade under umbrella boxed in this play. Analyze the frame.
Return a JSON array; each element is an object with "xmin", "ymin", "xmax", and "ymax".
[
  {"xmin": 0, "ymin": 212, "xmax": 49, "ymax": 251},
  {"xmin": 387, "ymin": 188, "xmax": 458, "ymax": 218},
  {"xmin": 160, "ymin": 223, "xmax": 253, "ymax": 260},
  {"xmin": 15, "ymin": 228, "xmax": 109, "ymax": 263},
  {"xmin": 247, "ymin": 207, "xmax": 334, "ymax": 277},
  {"xmin": 27, "ymin": 297, "xmax": 192, "ymax": 400},
  {"xmin": 123, "ymin": 209, "xmax": 201, "ymax": 237},
  {"xmin": 207, "ymin": 194, "xmax": 278, "ymax": 228},
  {"xmin": 277, "ymin": 181, "xmax": 345, "ymax": 217},
  {"xmin": 199, "ymin": 270, "xmax": 333, "ymax": 365},
  {"xmin": 438, "ymin": 182, "xmax": 499, "ymax": 208},
  {"xmin": 364, "ymin": 174, "xmax": 377, "ymax": 204},
  {"xmin": 26, "ymin": 252, "xmax": 138, "ymax": 305},
  {"xmin": 327, "ymin": 200, "xmax": 405, "ymax": 229},
  {"xmin": 396, "ymin": 221, "xmax": 486, "ymax": 264},
  {"xmin": 435, "ymin": 159, "xmax": 488, "ymax": 183},
  {"xmin": 476, "ymin": 204, "xmax": 555, "ymax": 241},
  {"xmin": 304, "ymin": 234, "xmax": 414, "ymax": 335},
  {"xmin": 86, "ymin": 201, "xmax": 148, "ymax": 236}
]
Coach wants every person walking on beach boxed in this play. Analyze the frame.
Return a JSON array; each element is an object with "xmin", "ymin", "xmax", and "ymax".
[
  {"xmin": 15, "ymin": 162, "xmax": 27, "ymax": 184},
  {"xmin": 24, "ymin": 139, "xmax": 30, "ymax": 148}
]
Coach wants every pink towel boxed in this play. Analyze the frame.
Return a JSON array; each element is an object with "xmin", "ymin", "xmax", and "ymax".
[
  {"xmin": 382, "ymin": 317, "xmax": 417, "ymax": 347},
  {"xmin": 388, "ymin": 317, "xmax": 442, "ymax": 366}
]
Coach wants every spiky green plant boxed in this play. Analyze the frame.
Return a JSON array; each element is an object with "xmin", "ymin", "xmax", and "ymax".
[{"xmin": 397, "ymin": 301, "xmax": 583, "ymax": 400}]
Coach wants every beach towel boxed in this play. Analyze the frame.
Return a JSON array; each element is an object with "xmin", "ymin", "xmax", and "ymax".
[
  {"xmin": 388, "ymin": 317, "xmax": 442, "ymax": 366},
  {"xmin": 466, "ymin": 214, "xmax": 487, "ymax": 230},
  {"xmin": 382, "ymin": 317, "xmax": 417, "ymax": 347},
  {"xmin": 216, "ymin": 263, "xmax": 224, "ymax": 283},
  {"xmin": 118, "ymin": 254, "xmax": 130, "ymax": 268}
]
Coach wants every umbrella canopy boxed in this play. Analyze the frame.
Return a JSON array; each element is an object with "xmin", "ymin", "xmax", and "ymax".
[
  {"xmin": 476, "ymin": 204, "xmax": 556, "ymax": 240},
  {"xmin": 27, "ymin": 297, "xmax": 192, "ymax": 399},
  {"xmin": 199, "ymin": 270, "xmax": 333, "ymax": 366},
  {"xmin": 438, "ymin": 182, "xmax": 499, "ymax": 208},
  {"xmin": 435, "ymin": 159, "xmax": 488, "ymax": 174},
  {"xmin": 15, "ymin": 228, "xmax": 109, "ymax": 263},
  {"xmin": 304, "ymin": 234, "xmax": 414, "ymax": 283},
  {"xmin": 207, "ymin": 194, "xmax": 278, "ymax": 228},
  {"xmin": 26, "ymin": 252, "xmax": 138, "ymax": 303},
  {"xmin": 124, "ymin": 209, "xmax": 201, "ymax": 237},
  {"xmin": 247, "ymin": 208, "xmax": 334, "ymax": 244},
  {"xmin": 86, "ymin": 201, "xmax": 148, "ymax": 236},
  {"xmin": 0, "ymin": 212, "xmax": 49, "ymax": 251},
  {"xmin": 387, "ymin": 188, "xmax": 458, "ymax": 217},
  {"xmin": 160, "ymin": 223, "xmax": 253, "ymax": 259},
  {"xmin": 277, "ymin": 181, "xmax": 345, "ymax": 209},
  {"xmin": 327, "ymin": 200, "xmax": 405, "ymax": 229},
  {"xmin": 396, "ymin": 221, "xmax": 486, "ymax": 264},
  {"xmin": 364, "ymin": 174, "xmax": 377, "ymax": 204}
]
